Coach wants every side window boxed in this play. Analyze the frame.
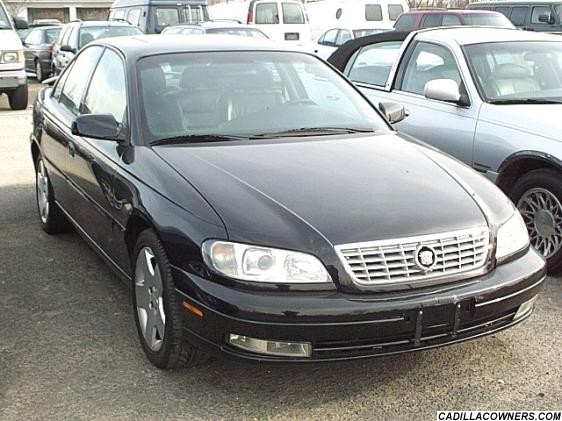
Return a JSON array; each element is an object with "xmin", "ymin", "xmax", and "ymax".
[
  {"xmin": 335, "ymin": 29, "xmax": 352, "ymax": 46},
  {"xmin": 127, "ymin": 8, "xmax": 142, "ymax": 26},
  {"xmin": 399, "ymin": 42, "xmax": 462, "ymax": 96},
  {"xmin": 156, "ymin": 8, "xmax": 180, "ymax": 27},
  {"xmin": 347, "ymin": 41, "xmax": 403, "ymax": 86},
  {"xmin": 531, "ymin": 6, "xmax": 553, "ymax": 23},
  {"xmin": 111, "ymin": 9, "xmax": 126, "ymax": 20},
  {"xmin": 442, "ymin": 14, "xmax": 461, "ymax": 26},
  {"xmin": 394, "ymin": 14, "xmax": 417, "ymax": 30},
  {"xmin": 82, "ymin": 49, "xmax": 127, "ymax": 124},
  {"xmin": 321, "ymin": 29, "xmax": 338, "ymax": 46},
  {"xmin": 495, "ymin": 6, "xmax": 511, "ymax": 17},
  {"xmin": 52, "ymin": 62, "xmax": 74, "ymax": 100},
  {"xmin": 58, "ymin": 47, "xmax": 103, "ymax": 115},
  {"xmin": 365, "ymin": 4, "xmax": 383, "ymax": 21},
  {"xmin": 421, "ymin": 14, "xmax": 443, "ymax": 28},
  {"xmin": 24, "ymin": 30, "xmax": 40, "ymax": 44},
  {"xmin": 255, "ymin": 3, "xmax": 280, "ymax": 24},
  {"xmin": 388, "ymin": 4, "xmax": 404, "ymax": 21},
  {"xmin": 510, "ymin": 7, "xmax": 529, "ymax": 25}
]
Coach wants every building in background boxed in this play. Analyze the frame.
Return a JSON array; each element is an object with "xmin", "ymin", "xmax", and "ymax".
[{"xmin": 4, "ymin": 0, "xmax": 111, "ymax": 22}]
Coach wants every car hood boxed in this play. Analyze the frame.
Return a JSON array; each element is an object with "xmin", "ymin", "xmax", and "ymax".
[
  {"xmin": 480, "ymin": 103, "xmax": 562, "ymax": 142},
  {"xmin": 0, "ymin": 29, "xmax": 23, "ymax": 50},
  {"xmin": 154, "ymin": 133, "xmax": 491, "ymax": 251}
]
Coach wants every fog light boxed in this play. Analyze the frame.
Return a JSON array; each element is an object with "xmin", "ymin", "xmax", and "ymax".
[
  {"xmin": 228, "ymin": 334, "xmax": 312, "ymax": 358},
  {"xmin": 514, "ymin": 296, "xmax": 537, "ymax": 320}
]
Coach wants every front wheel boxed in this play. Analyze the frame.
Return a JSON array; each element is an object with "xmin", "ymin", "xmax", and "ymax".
[
  {"xmin": 132, "ymin": 229, "xmax": 208, "ymax": 369},
  {"xmin": 8, "ymin": 85, "xmax": 28, "ymax": 110},
  {"xmin": 511, "ymin": 169, "xmax": 562, "ymax": 274}
]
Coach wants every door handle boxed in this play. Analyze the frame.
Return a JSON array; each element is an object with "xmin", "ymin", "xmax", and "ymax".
[{"xmin": 68, "ymin": 142, "xmax": 75, "ymax": 157}]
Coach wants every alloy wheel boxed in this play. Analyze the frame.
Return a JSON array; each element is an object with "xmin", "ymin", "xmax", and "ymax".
[
  {"xmin": 517, "ymin": 187, "xmax": 562, "ymax": 258},
  {"xmin": 36, "ymin": 160, "xmax": 50, "ymax": 224},
  {"xmin": 135, "ymin": 247, "xmax": 166, "ymax": 352},
  {"xmin": 35, "ymin": 61, "xmax": 42, "ymax": 81}
]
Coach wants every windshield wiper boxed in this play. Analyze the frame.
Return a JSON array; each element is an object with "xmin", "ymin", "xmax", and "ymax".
[
  {"xmin": 149, "ymin": 134, "xmax": 248, "ymax": 146},
  {"xmin": 249, "ymin": 127, "xmax": 375, "ymax": 139},
  {"xmin": 489, "ymin": 98, "xmax": 562, "ymax": 105}
]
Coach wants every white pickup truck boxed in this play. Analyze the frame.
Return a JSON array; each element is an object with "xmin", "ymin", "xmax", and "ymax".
[{"xmin": 0, "ymin": 0, "xmax": 28, "ymax": 110}]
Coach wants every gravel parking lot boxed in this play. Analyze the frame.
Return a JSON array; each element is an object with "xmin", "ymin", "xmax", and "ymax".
[{"xmin": 0, "ymin": 81, "xmax": 560, "ymax": 420}]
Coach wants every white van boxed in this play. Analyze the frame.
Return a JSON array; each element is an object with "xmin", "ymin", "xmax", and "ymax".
[
  {"xmin": 305, "ymin": 0, "xmax": 409, "ymax": 39},
  {"xmin": 209, "ymin": 0, "xmax": 312, "ymax": 44},
  {"xmin": 0, "ymin": 0, "xmax": 28, "ymax": 110}
]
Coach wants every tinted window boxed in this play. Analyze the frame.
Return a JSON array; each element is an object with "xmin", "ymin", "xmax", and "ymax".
[
  {"xmin": 52, "ymin": 62, "xmax": 74, "ymax": 100},
  {"xmin": 78, "ymin": 26, "xmax": 142, "ymax": 49},
  {"xmin": 59, "ymin": 47, "xmax": 103, "ymax": 114},
  {"xmin": 282, "ymin": 2, "xmax": 305, "ymax": 24},
  {"xmin": 394, "ymin": 13, "xmax": 417, "ymax": 30},
  {"xmin": 400, "ymin": 42, "xmax": 462, "ymax": 96},
  {"xmin": 531, "ymin": 6, "xmax": 553, "ymax": 23},
  {"xmin": 463, "ymin": 12, "xmax": 514, "ymax": 27},
  {"xmin": 336, "ymin": 29, "xmax": 352, "ymax": 46},
  {"xmin": 495, "ymin": 6, "xmax": 511, "ymax": 17},
  {"xmin": 388, "ymin": 4, "xmax": 404, "ymax": 20},
  {"xmin": 45, "ymin": 28, "xmax": 62, "ymax": 44},
  {"xmin": 83, "ymin": 49, "xmax": 127, "ymax": 123},
  {"xmin": 156, "ymin": 8, "xmax": 180, "ymax": 27},
  {"xmin": 421, "ymin": 14, "xmax": 443, "ymax": 28},
  {"xmin": 365, "ymin": 4, "xmax": 382, "ymax": 21},
  {"xmin": 442, "ymin": 14, "xmax": 461, "ymax": 25},
  {"xmin": 510, "ymin": 7, "xmax": 529, "ymax": 25},
  {"xmin": 127, "ymin": 8, "xmax": 142, "ymax": 26},
  {"xmin": 347, "ymin": 41, "xmax": 403, "ymax": 86},
  {"xmin": 255, "ymin": 3, "xmax": 279, "ymax": 24}
]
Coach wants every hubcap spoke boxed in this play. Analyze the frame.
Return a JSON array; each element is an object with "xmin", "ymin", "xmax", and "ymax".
[
  {"xmin": 36, "ymin": 161, "xmax": 50, "ymax": 224},
  {"xmin": 517, "ymin": 187, "xmax": 562, "ymax": 259}
]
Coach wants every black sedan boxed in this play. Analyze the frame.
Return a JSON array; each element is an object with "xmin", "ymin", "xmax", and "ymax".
[
  {"xmin": 31, "ymin": 35, "xmax": 545, "ymax": 368},
  {"xmin": 23, "ymin": 25, "xmax": 62, "ymax": 81}
]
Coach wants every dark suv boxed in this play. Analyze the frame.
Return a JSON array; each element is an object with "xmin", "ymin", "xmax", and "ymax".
[
  {"xmin": 394, "ymin": 9, "xmax": 515, "ymax": 30},
  {"xmin": 51, "ymin": 20, "xmax": 142, "ymax": 75}
]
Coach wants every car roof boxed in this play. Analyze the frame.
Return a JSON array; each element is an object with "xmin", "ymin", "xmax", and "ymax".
[
  {"xmin": 404, "ymin": 8, "xmax": 504, "ymax": 14},
  {"xmin": 169, "ymin": 22, "xmax": 256, "ymax": 29},
  {"xmin": 97, "ymin": 34, "xmax": 297, "ymax": 59},
  {"xmin": 417, "ymin": 26, "xmax": 562, "ymax": 45},
  {"xmin": 67, "ymin": 20, "xmax": 137, "ymax": 27}
]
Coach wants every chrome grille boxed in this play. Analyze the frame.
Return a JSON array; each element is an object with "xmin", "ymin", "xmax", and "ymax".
[{"xmin": 335, "ymin": 227, "xmax": 490, "ymax": 285}]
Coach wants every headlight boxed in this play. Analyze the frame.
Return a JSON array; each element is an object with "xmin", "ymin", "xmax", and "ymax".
[
  {"xmin": 202, "ymin": 240, "xmax": 332, "ymax": 284},
  {"xmin": 496, "ymin": 209, "xmax": 529, "ymax": 263},
  {"xmin": 1, "ymin": 50, "xmax": 24, "ymax": 64}
]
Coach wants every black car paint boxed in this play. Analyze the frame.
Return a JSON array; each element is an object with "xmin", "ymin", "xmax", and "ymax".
[{"xmin": 31, "ymin": 37, "xmax": 546, "ymax": 362}]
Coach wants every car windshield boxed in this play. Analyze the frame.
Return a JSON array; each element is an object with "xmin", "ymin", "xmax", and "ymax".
[
  {"xmin": 0, "ymin": 4, "xmax": 10, "ymax": 29},
  {"xmin": 463, "ymin": 13, "xmax": 514, "ymax": 28},
  {"xmin": 465, "ymin": 41, "xmax": 562, "ymax": 103},
  {"xmin": 78, "ymin": 26, "xmax": 142, "ymax": 48},
  {"xmin": 138, "ymin": 51, "xmax": 389, "ymax": 143},
  {"xmin": 206, "ymin": 28, "xmax": 269, "ymax": 38}
]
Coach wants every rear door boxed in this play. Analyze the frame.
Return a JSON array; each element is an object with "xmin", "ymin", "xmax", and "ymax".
[{"xmin": 280, "ymin": 1, "xmax": 310, "ymax": 43}]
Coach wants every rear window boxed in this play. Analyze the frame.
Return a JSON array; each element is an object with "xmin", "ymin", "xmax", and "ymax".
[
  {"xmin": 78, "ymin": 26, "xmax": 142, "ymax": 48},
  {"xmin": 255, "ymin": 2, "xmax": 280, "ymax": 24},
  {"xmin": 185, "ymin": 5, "xmax": 205, "ymax": 23},
  {"xmin": 208, "ymin": 28, "xmax": 269, "ymax": 38},
  {"xmin": 365, "ymin": 4, "xmax": 383, "ymax": 21},
  {"xmin": 156, "ymin": 8, "xmax": 180, "ymax": 27},
  {"xmin": 393, "ymin": 13, "xmax": 417, "ymax": 30},
  {"xmin": 463, "ymin": 13, "xmax": 514, "ymax": 27},
  {"xmin": 282, "ymin": 2, "xmax": 305, "ymax": 24},
  {"xmin": 45, "ymin": 28, "xmax": 62, "ymax": 43},
  {"xmin": 388, "ymin": 4, "xmax": 404, "ymax": 20}
]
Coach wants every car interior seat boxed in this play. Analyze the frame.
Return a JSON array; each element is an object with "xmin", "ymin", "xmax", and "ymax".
[
  {"xmin": 178, "ymin": 65, "xmax": 223, "ymax": 129},
  {"xmin": 485, "ymin": 63, "xmax": 540, "ymax": 98}
]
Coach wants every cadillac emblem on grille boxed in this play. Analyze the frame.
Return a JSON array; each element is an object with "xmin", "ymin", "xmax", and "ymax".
[{"xmin": 415, "ymin": 245, "xmax": 437, "ymax": 271}]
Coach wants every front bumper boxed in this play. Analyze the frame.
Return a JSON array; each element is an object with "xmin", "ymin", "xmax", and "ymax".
[
  {"xmin": 0, "ymin": 69, "xmax": 26, "ymax": 90},
  {"xmin": 174, "ymin": 247, "xmax": 545, "ymax": 362}
]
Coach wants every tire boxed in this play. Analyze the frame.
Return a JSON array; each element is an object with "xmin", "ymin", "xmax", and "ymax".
[
  {"xmin": 510, "ymin": 168, "xmax": 562, "ymax": 274},
  {"xmin": 8, "ymin": 84, "xmax": 28, "ymax": 110},
  {"xmin": 35, "ymin": 156, "xmax": 70, "ymax": 234},
  {"xmin": 132, "ymin": 229, "xmax": 209, "ymax": 369},
  {"xmin": 35, "ymin": 59, "xmax": 44, "ymax": 82}
]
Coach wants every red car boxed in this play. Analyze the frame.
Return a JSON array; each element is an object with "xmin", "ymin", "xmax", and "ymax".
[{"xmin": 394, "ymin": 9, "xmax": 515, "ymax": 30}]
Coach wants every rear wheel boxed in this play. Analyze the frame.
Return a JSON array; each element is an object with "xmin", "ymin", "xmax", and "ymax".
[
  {"xmin": 35, "ymin": 156, "xmax": 70, "ymax": 234},
  {"xmin": 8, "ymin": 85, "xmax": 28, "ymax": 110},
  {"xmin": 511, "ymin": 169, "xmax": 562, "ymax": 274},
  {"xmin": 132, "ymin": 229, "xmax": 208, "ymax": 369},
  {"xmin": 35, "ymin": 60, "xmax": 44, "ymax": 82}
]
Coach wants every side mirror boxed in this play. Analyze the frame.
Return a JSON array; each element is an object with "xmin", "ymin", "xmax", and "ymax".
[
  {"xmin": 378, "ymin": 101, "xmax": 408, "ymax": 124},
  {"xmin": 538, "ymin": 13, "xmax": 555, "ymax": 24},
  {"xmin": 13, "ymin": 17, "xmax": 28, "ymax": 30},
  {"xmin": 71, "ymin": 114, "xmax": 122, "ymax": 141},
  {"xmin": 424, "ymin": 79, "xmax": 469, "ymax": 106},
  {"xmin": 60, "ymin": 45, "xmax": 76, "ymax": 53}
]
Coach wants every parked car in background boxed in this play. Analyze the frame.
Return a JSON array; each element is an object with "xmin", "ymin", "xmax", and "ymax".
[
  {"xmin": 51, "ymin": 21, "xmax": 142, "ymax": 75},
  {"xmin": 17, "ymin": 19, "xmax": 61, "ymax": 42},
  {"xmin": 393, "ymin": 9, "xmax": 515, "ymax": 30},
  {"xmin": 161, "ymin": 21, "xmax": 268, "ymax": 38},
  {"xmin": 329, "ymin": 27, "xmax": 562, "ymax": 272},
  {"xmin": 0, "ymin": 0, "xmax": 29, "ymax": 110},
  {"xmin": 311, "ymin": 27, "xmax": 388, "ymax": 59},
  {"xmin": 23, "ymin": 25, "xmax": 62, "ymax": 81},
  {"xmin": 109, "ymin": 0, "xmax": 209, "ymax": 33},
  {"xmin": 467, "ymin": 0, "xmax": 562, "ymax": 33},
  {"xmin": 31, "ymin": 34, "xmax": 545, "ymax": 369},
  {"xmin": 209, "ymin": 0, "xmax": 311, "ymax": 44},
  {"xmin": 306, "ymin": 0, "xmax": 409, "ymax": 39}
]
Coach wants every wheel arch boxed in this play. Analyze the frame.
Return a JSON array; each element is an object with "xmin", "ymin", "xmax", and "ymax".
[
  {"xmin": 496, "ymin": 151, "xmax": 562, "ymax": 195},
  {"xmin": 124, "ymin": 210, "xmax": 155, "ymax": 266},
  {"xmin": 30, "ymin": 141, "xmax": 40, "ymax": 170}
]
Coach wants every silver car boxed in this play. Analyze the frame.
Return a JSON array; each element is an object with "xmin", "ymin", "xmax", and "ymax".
[{"xmin": 328, "ymin": 27, "xmax": 562, "ymax": 273}]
